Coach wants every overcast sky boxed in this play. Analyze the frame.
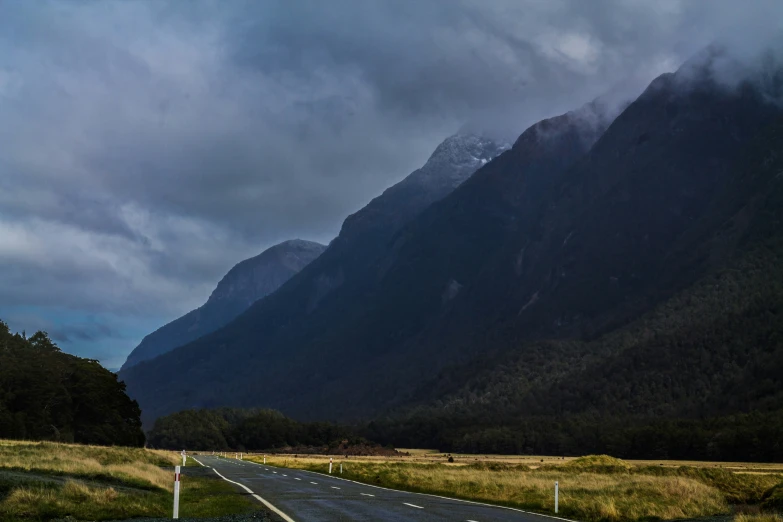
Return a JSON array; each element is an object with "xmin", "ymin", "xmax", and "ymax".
[{"xmin": 1, "ymin": 0, "xmax": 781, "ymax": 368}]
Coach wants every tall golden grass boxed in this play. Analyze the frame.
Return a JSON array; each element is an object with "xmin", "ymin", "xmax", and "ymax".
[
  {"xmin": 735, "ymin": 515, "xmax": 783, "ymax": 522},
  {"xmin": 0, "ymin": 440, "xmax": 178, "ymax": 490},
  {"xmin": 249, "ymin": 455, "xmax": 737, "ymax": 522},
  {"xmin": 0, "ymin": 440, "xmax": 260, "ymax": 521},
  {"xmin": 260, "ymin": 448, "xmax": 783, "ymax": 474}
]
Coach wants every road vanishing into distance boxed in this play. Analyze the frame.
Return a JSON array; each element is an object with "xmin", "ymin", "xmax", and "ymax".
[{"xmin": 193, "ymin": 455, "xmax": 567, "ymax": 522}]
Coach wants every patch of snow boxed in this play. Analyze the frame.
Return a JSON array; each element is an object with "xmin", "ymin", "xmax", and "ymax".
[
  {"xmin": 442, "ymin": 278, "xmax": 463, "ymax": 302},
  {"xmin": 518, "ymin": 291, "xmax": 540, "ymax": 315}
]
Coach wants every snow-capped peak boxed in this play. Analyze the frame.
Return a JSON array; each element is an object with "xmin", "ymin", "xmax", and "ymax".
[{"xmin": 408, "ymin": 134, "xmax": 510, "ymax": 191}]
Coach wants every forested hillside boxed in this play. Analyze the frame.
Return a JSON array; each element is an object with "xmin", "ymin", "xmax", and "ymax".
[
  {"xmin": 370, "ymin": 120, "xmax": 783, "ymax": 461},
  {"xmin": 0, "ymin": 321, "xmax": 145, "ymax": 446}
]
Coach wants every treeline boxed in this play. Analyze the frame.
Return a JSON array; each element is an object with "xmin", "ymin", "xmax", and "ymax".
[
  {"xmin": 367, "ymin": 410, "xmax": 783, "ymax": 462},
  {"xmin": 147, "ymin": 408, "xmax": 354, "ymax": 451},
  {"xmin": 0, "ymin": 320, "xmax": 145, "ymax": 446}
]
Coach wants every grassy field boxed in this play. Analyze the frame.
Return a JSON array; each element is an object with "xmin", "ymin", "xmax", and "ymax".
[
  {"xmin": 241, "ymin": 453, "xmax": 783, "ymax": 522},
  {"xmin": 387, "ymin": 449, "xmax": 783, "ymax": 474},
  {"xmin": 0, "ymin": 440, "xmax": 259, "ymax": 521}
]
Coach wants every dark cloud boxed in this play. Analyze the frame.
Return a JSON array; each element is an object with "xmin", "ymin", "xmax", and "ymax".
[{"xmin": 0, "ymin": 0, "xmax": 781, "ymax": 364}]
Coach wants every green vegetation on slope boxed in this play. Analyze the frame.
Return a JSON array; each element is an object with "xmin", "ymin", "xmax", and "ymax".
[
  {"xmin": 0, "ymin": 322, "xmax": 144, "ymax": 446},
  {"xmin": 370, "ymin": 232, "xmax": 783, "ymax": 459},
  {"xmin": 370, "ymin": 120, "xmax": 783, "ymax": 461}
]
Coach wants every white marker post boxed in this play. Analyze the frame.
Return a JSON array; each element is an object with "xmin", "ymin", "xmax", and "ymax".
[
  {"xmin": 329, "ymin": 458, "xmax": 333, "ymax": 474},
  {"xmin": 173, "ymin": 465, "xmax": 181, "ymax": 519},
  {"xmin": 263, "ymin": 455, "xmax": 266, "ymax": 464},
  {"xmin": 340, "ymin": 463, "xmax": 343, "ymax": 474},
  {"xmin": 240, "ymin": 453, "xmax": 243, "ymax": 460},
  {"xmin": 555, "ymin": 481, "xmax": 559, "ymax": 514},
  {"xmin": 182, "ymin": 450, "xmax": 186, "ymax": 466}
]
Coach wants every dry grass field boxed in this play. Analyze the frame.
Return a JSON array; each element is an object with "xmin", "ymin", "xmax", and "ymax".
[
  {"xmin": 240, "ymin": 452, "xmax": 783, "ymax": 522},
  {"xmin": 393, "ymin": 449, "xmax": 783, "ymax": 473},
  {"xmin": 0, "ymin": 440, "xmax": 258, "ymax": 521},
  {"xmin": 0, "ymin": 439, "xmax": 177, "ymax": 490}
]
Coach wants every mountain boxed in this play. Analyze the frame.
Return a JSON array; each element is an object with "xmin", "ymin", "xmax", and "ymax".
[
  {"xmin": 336, "ymin": 133, "xmax": 510, "ymax": 249},
  {"xmin": 120, "ymin": 133, "xmax": 510, "ymax": 423},
  {"xmin": 119, "ymin": 118, "xmax": 603, "ymax": 422},
  {"xmin": 120, "ymin": 239, "xmax": 326, "ymax": 370},
  {"xmin": 359, "ymin": 51, "xmax": 783, "ymax": 460},
  {"xmin": 372, "ymin": 118, "xmax": 783, "ymax": 461},
  {"xmin": 122, "ymin": 48, "xmax": 783, "ymax": 452}
]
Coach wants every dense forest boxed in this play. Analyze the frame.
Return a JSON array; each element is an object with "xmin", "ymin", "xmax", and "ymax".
[
  {"xmin": 0, "ymin": 321, "xmax": 145, "ymax": 446},
  {"xmin": 368, "ymin": 411, "xmax": 783, "ymax": 462},
  {"xmin": 370, "ymin": 170, "xmax": 783, "ymax": 462},
  {"xmin": 147, "ymin": 408, "xmax": 353, "ymax": 451}
]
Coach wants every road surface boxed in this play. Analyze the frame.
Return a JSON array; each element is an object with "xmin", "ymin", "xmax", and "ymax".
[{"xmin": 193, "ymin": 455, "xmax": 569, "ymax": 522}]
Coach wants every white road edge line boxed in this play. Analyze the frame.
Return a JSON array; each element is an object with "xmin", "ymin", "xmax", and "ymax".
[
  {"xmin": 242, "ymin": 458, "xmax": 575, "ymax": 522},
  {"xmin": 211, "ymin": 467, "xmax": 296, "ymax": 522},
  {"xmin": 191, "ymin": 457, "xmax": 206, "ymax": 467},
  {"xmin": 404, "ymin": 503, "xmax": 424, "ymax": 509}
]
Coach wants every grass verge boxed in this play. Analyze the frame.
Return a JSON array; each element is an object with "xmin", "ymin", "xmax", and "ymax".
[
  {"xmin": 179, "ymin": 468, "xmax": 258, "ymax": 518},
  {"xmin": 0, "ymin": 440, "xmax": 258, "ymax": 521},
  {"xmin": 0, "ymin": 439, "xmax": 177, "ymax": 490}
]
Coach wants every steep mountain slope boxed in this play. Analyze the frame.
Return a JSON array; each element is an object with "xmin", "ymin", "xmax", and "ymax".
[
  {"xmin": 123, "ymin": 49, "xmax": 783, "ymax": 432},
  {"xmin": 121, "ymin": 133, "xmax": 510, "ymax": 423},
  {"xmin": 120, "ymin": 239, "xmax": 325, "ymax": 370},
  {"xmin": 386, "ymin": 52, "xmax": 783, "ymax": 380},
  {"xmin": 309, "ymin": 57, "xmax": 780, "ymax": 420},
  {"xmin": 374, "ymin": 121, "xmax": 783, "ymax": 459}
]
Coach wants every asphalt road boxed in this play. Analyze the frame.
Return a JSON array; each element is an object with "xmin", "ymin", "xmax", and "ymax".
[{"xmin": 193, "ymin": 455, "xmax": 569, "ymax": 522}]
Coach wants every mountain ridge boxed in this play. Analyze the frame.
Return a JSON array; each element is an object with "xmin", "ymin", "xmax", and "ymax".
[
  {"xmin": 119, "ymin": 115, "xmax": 611, "ymax": 423},
  {"xmin": 122, "ymin": 48, "xmax": 783, "ymax": 448},
  {"xmin": 120, "ymin": 239, "xmax": 326, "ymax": 371}
]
